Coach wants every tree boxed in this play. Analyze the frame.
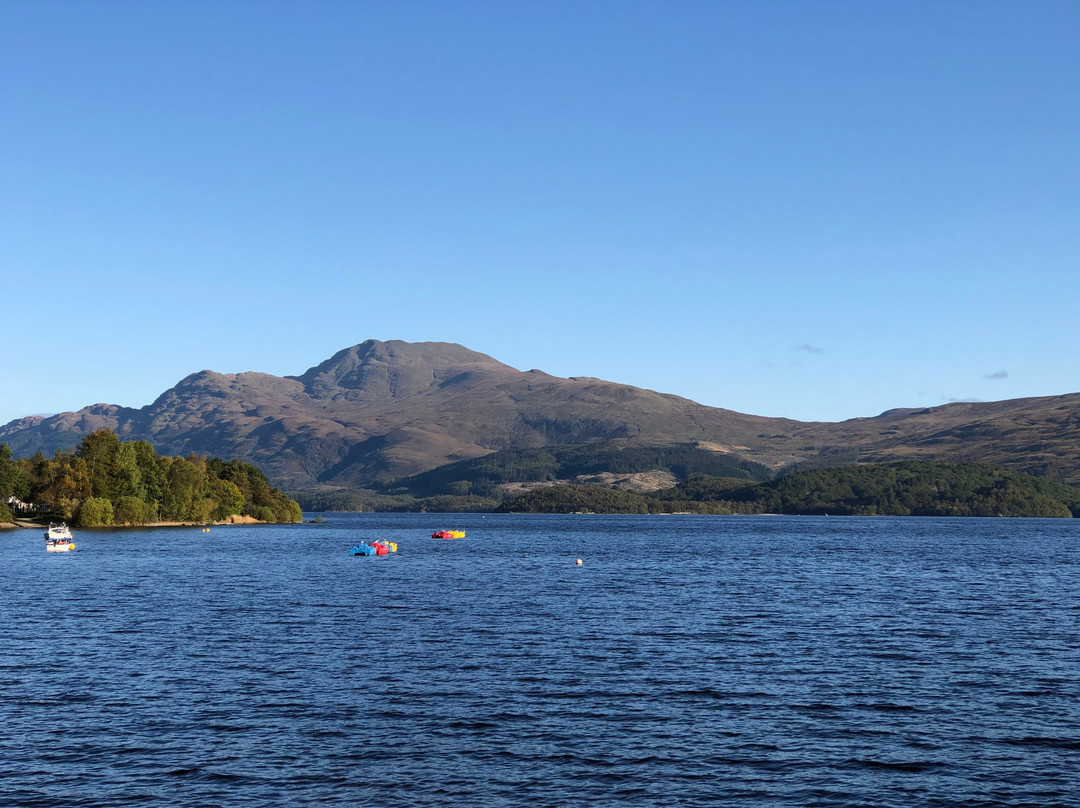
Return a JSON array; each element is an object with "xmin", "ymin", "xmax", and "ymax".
[
  {"xmin": 0, "ymin": 444, "xmax": 30, "ymax": 502},
  {"xmin": 77, "ymin": 429, "xmax": 121, "ymax": 499},
  {"xmin": 115, "ymin": 442, "xmax": 144, "ymax": 499},
  {"xmin": 114, "ymin": 496, "xmax": 156, "ymax": 525},
  {"xmin": 132, "ymin": 441, "xmax": 166, "ymax": 504},
  {"xmin": 161, "ymin": 456, "xmax": 206, "ymax": 521},
  {"xmin": 208, "ymin": 478, "xmax": 245, "ymax": 521},
  {"xmin": 33, "ymin": 453, "xmax": 92, "ymax": 508},
  {"xmin": 78, "ymin": 497, "xmax": 115, "ymax": 527}
]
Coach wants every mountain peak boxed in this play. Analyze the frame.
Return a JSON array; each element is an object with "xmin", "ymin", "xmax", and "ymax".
[{"xmin": 291, "ymin": 339, "xmax": 513, "ymax": 400}]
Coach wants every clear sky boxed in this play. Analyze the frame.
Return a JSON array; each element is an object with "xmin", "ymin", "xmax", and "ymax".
[{"xmin": 3, "ymin": 1, "xmax": 1077, "ymax": 426}]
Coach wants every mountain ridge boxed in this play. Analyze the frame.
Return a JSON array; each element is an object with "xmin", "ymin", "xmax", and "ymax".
[{"xmin": 3, "ymin": 339, "xmax": 1079, "ymax": 489}]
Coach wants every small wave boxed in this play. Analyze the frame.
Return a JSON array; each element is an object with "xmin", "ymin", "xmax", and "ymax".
[
  {"xmin": 844, "ymin": 757, "xmax": 947, "ymax": 773},
  {"xmin": 859, "ymin": 702, "xmax": 919, "ymax": 712},
  {"xmin": 58, "ymin": 692, "xmax": 98, "ymax": 704},
  {"xmin": 1001, "ymin": 736, "xmax": 1080, "ymax": 750},
  {"xmin": 792, "ymin": 701, "xmax": 842, "ymax": 712},
  {"xmin": 672, "ymin": 687, "xmax": 728, "ymax": 700},
  {"xmin": 166, "ymin": 766, "xmax": 201, "ymax": 776},
  {"xmin": 202, "ymin": 771, "xmax": 245, "ymax": 782}
]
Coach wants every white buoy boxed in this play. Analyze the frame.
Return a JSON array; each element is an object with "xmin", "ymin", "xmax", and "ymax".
[{"xmin": 575, "ymin": 558, "xmax": 583, "ymax": 565}]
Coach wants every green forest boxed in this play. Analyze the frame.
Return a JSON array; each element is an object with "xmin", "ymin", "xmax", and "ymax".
[
  {"xmin": 385, "ymin": 443, "xmax": 772, "ymax": 498},
  {"xmin": 293, "ymin": 443, "xmax": 774, "ymax": 511},
  {"xmin": 0, "ymin": 430, "xmax": 302, "ymax": 527},
  {"xmin": 498, "ymin": 461, "xmax": 1080, "ymax": 517}
]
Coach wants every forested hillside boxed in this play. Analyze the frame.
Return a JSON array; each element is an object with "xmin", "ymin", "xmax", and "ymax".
[
  {"xmin": 498, "ymin": 462, "xmax": 1080, "ymax": 517},
  {"xmin": 384, "ymin": 443, "xmax": 772, "ymax": 498}
]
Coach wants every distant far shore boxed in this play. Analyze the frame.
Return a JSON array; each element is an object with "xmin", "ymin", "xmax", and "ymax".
[{"xmin": 1, "ymin": 514, "xmax": 265, "ymax": 531}]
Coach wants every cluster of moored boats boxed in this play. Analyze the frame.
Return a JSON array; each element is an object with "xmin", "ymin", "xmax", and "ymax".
[
  {"xmin": 351, "ymin": 528, "xmax": 466, "ymax": 556},
  {"xmin": 350, "ymin": 540, "xmax": 398, "ymax": 556}
]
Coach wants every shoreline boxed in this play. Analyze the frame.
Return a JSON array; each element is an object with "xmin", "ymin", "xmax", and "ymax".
[{"xmin": 1, "ymin": 514, "xmax": 265, "ymax": 531}]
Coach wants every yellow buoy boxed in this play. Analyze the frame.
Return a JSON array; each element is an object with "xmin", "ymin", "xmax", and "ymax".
[{"xmin": 575, "ymin": 558, "xmax": 583, "ymax": 565}]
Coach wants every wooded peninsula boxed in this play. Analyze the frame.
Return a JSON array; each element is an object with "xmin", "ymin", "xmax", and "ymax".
[{"xmin": 0, "ymin": 429, "xmax": 301, "ymax": 527}]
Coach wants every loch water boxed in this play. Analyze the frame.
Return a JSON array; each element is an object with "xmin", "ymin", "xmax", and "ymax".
[{"xmin": 2, "ymin": 514, "xmax": 1078, "ymax": 807}]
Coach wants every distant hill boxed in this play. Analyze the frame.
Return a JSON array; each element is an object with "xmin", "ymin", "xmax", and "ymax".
[
  {"xmin": 2, "ymin": 339, "xmax": 1080, "ymax": 493},
  {"xmin": 789, "ymin": 394, "xmax": 1080, "ymax": 483}
]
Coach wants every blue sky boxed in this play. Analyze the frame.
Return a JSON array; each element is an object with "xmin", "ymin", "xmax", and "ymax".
[{"xmin": 3, "ymin": 1, "xmax": 1077, "ymax": 426}]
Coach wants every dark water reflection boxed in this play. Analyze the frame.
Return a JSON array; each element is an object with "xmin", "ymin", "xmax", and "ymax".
[{"xmin": 2, "ymin": 514, "xmax": 1078, "ymax": 806}]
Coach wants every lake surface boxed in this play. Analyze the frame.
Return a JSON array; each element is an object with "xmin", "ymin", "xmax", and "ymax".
[{"xmin": 2, "ymin": 514, "xmax": 1078, "ymax": 807}]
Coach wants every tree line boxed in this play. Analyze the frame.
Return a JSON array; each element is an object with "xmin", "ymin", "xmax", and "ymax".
[
  {"xmin": 0, "ymin": 429, "xmax": 302, "ymax": 526},
  {"xmin": 497, "ymin": 461, "xmax": 1080, "ymax": 517}
]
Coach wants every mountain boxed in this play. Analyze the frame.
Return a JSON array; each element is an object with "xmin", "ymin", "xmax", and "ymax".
[{"xmin": 2, "ymin": 339, "xmax": 1080, "ymax": 489}]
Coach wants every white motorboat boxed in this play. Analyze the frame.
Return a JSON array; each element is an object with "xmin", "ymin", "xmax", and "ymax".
[{"xmin": 44, "ymin": 522, "xmax": 75, "ymax": 552}]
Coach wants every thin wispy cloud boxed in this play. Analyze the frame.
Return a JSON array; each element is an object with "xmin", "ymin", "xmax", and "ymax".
[
  {"xmin": 983, "ymin": 370, "xmax": 1008, "ymax": 380},
  {"xmin": 795, "ymin": 344, "xmax": 825, "ymax": 355}
]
